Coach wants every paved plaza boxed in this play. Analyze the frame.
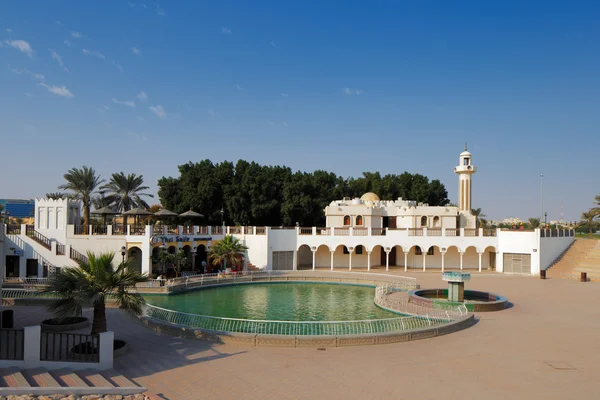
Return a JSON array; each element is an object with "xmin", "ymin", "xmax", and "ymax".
[{"xmin": 11, "ymin": 271, "xmax": 600, "ymax": 400}]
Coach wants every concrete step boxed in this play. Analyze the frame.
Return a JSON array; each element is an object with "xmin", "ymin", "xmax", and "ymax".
[
  {"xmin": 78, "ymin": 368, "xmax": 115, "ymax": 388},
  {"xmin": 50, "ymin": 368, "xmax": 89, "ymax": 388},
  {"xmin": 101, "ymin": 368, "xmax": 138, "ymax": 388},
  {"xmin": 0, "ymin": 367, "xmax": 30, "ymax": 388},
  {"xmin": 22, "ymin": 367, "xmax": 60, "ymax": 387}
]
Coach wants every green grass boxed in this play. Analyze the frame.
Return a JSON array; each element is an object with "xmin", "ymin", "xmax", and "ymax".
[{"xmin": 575, "ymin": 233, "xmax": 600, "ymax": 239}]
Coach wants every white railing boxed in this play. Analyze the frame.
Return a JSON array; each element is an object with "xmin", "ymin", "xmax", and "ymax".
[
  {"xmin": 2, "ymin": 277, "xmax": 50, "ymax": 285},
  {"xmin": 374, "ymin": 284, "xmax": 468, "ymax": 318},
  {"xmin": 143, "ymin": 303, "xmax": 451, "ymax": 336},
  {"xmin": 164, "ymin": 270, "xmax": 418, "ymax": 292}
]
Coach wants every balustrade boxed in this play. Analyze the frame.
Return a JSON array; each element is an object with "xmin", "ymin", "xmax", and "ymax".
[
  {"xmin": 427, "ymin": 228, "xmax": 442, "ymax": 236},
  {"xmin": 371, "ymin": 228, "xmax": 386, "ymax": 236},
  {"xmin": 244, "ymin": 226, "xmax": 254, "ymax": 235},
  {"xmin": 334, "ymin": 227, "xmax": 349, "ymax": 236},
  {"xmin": 408, "ymin": 228, "xmax": 423, "ymax": 237},
  {"xmin": 91, "ymin": 225, "xmax": 107, "ymax": 235},
  {"xmin": 353, "ymin": 227, "xmax": 368, "ymax": 236},
  {"xmin": 40, "ymin": 331, "xmax": 99, "ymax": 363},
  {"xmin": 112, "ymin": 224, "xmax": 126, "ymax": 235},
  {"xmin": 299, "ymin": 227, "xmax": 313, "ymax": 235},
  {"xmin": 6, "ymin": 224, "xmax": 21, "ymax": 234},
  {"xmin": 255, "ymin": 227, "xmax": 266, "ymax": 235},
  {"xmin": 464, "ymin": 228, "xmax": 479, "ymax": 237},
  {"xmin": 445, "ymin": 228, "xmax": 460, "ymax": 237}
]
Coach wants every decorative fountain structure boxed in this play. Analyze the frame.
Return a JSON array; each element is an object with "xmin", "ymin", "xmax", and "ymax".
[{"xmin": 409, "ymin": 271, "xmax": 508, "ymax": 312}]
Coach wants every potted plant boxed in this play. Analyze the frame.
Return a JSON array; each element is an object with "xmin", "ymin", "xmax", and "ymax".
[
  {"xmin": 209, "ymin": 235, "xmax": 248, "ymax": 274},
  {"xmin": 45, "ymin": 251, "xmax": 148, "ymax": 357}
]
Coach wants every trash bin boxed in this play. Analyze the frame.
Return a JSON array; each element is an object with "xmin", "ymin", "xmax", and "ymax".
[
  {"xmin": 1, "ymin": 309, "xmax": 14, "ymax": 329},
  {"xmin": 580, "ymin": 272, "xmax": 587, "ymax": 282},
  {"xmin": 540, "ymin": 270, "xmax": 546, "ymax": 279}
]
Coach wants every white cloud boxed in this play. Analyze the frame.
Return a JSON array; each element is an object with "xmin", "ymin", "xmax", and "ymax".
[
  {"xmin": 6, "ymin": 28, "xmax": 12, "ymax": 33},
  {"xmin": 156, "ymin": 4, "xmax": 166, "ymax": 15},
  {"xmin": 283, "ymin": 121, "xmax": 288, "ymax": 127},
  {"xmin": 82, "ymin": 49, "xmax": 105, "ymax": 60},
  {"xmin": 343, "ymin": 87, "xmax": 364, "ymax": 96},
  {"xmin": 222, "ymin": 27, "xmax": 232, "ymax": 34},
  {"xmin": 71, "ymin": 31, "xmax": 82, "ymax": 38},
  {"xmin": 50, "ymin": 50, "xmax": 63, "ymax": 66},
  {"xmin": 270, "ymin": 41, "xmax": 276, "ymax": 47},
  {"xmin": 207, "ymin": 108, "xmax": 216, "ymax": 116},
  {"xmin": 39, "ymin": 83, "xmax": 74, "ymax": 98},
  {"xmin": 112, "ymin": 98, "xmax": 136, "ymax": 108},
  {"xmin": 4, "ymin": 40, "xmax": 34, "ymax": 57},
  {"xmin": 281, "ymin": 93, "xmax": 288, "ymax": 97},
  {"xmin": 11, "ymin": 67, "xmax": 44, "ymax": 81},
  {"xmin": 132, "ymin": 47, "xmax": 142, "ymax": 56},
  {"xmin": 55, "ymin": 21, "xmax": 63, "ymax": 26},
  {"xmin": 24, "ymin": 92, "xmax": 33, "ymax": 97},
  {"xmin": 128, "ymin": 1, "xmax": 136, "ymax": 7},
  {"xmin": 64, "ymin": 40, "xmax": 71, "ymax": 47},
  {"xmin": 103, "ymin": 105, "xmax": 110, "ymax": 110},
  {"xmin": 266, "ymin": 119, "xmax": 276, "ymax": 126},
  {"xmin": 137, "ymin": 91, "xmax": 148, "ymax": 102},
  {"xmin": 235, "ymin": 84, "xmax": 244, "ymax": 90},
  {"xmin": 137, "ymin": 116, "xmax": 145, "ymax": 121},
  {"xmin": 140, "ymin": 3, "xmax": 147, "ymax": 8},
  {"xmin": 149, "ymin": 105, "xmax": 166, "ymax": 119},
  {"xmin": 112, "ymin": 60, "xmax": 123, "ymax": 72}
]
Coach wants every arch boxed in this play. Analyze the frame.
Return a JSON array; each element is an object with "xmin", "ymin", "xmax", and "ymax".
[
  {"xmin": 443, "ymin": 245, "xmax": 461, "ymax": 271},
  {"xmin": 151, "ymin": 246, "xmax": 162, "ymax": 275},
  {"xmin": 483, "ymin": 245, "xmax": 498, "ymax": 271},
  {"xmin": 420, "ymin": 216, "xmax": 428, "ymax": 227},
  {"xmin": 425, "ymin": 245, "xmax": 442, "ymax": 269},
  {"xmin": 182, "ymin": 245, "xmax": 192, "ymax": 272},
  {"xmin": 127, "ymin": 246, "xmax": 142, "ymax": 273},
  {"xmin": 195, "ymin": 244, "xmax": 208, "ymax": 273},
  {"xmin": 433, "ymin": 216, "xmax": 440, "ymax": 227},
  {"xmin": 314, "ymin": 244, "xmax": 333, "ymax": 269},
  {"xmin": 356, "ymin": 215, "xmax": 363, "ymax": 226},
  {"xmin": 167, "ymin": 245, "xmax": 177, "ymax": 254},
  {"xmin": 406, "ymin": 245, "xmax": 423, "ymax": 270},
  {"xmin": 297, "ymin": 244, "xmax": 312, "ymax": 270},
  {"xmin": 343, "ymin": 215, "xmax": 351, "ymax": 226},
  {"xmin": 462, "ymin": 246, "xmax": 479, "ymax": 270}
]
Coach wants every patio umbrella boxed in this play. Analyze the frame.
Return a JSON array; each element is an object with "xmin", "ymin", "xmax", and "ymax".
[
  {"xmin": 153, "ymin": 208, "xmax": 178, "ymax": 226},
  {"xmin": 124, "ymin": 207, "xmax": 153, "ymax": 225},
  {"xmin": 91, "ymin": 206, "xmax": 118, "ymax": 225},
  {"xmin": 179, "ymin": 210, "xmax": 204, "ymax": 219}
]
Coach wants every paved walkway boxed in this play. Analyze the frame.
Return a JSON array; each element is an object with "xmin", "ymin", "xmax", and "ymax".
[{"xmin": 9, "ymin": 272, "xmax": 600, "ymax": 400}]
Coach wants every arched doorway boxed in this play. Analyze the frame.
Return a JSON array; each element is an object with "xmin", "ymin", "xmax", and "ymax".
[
  {"xmin": 444, "ymin": 246, "xmax": 461, "ymax": 270},
  {"xmin": 483, "ymin": 246, "xmax": 498, "ymax": 271},
  {"xmin": 314, "ymin": 244, "xmax": 331, "ymax": 269},
  {"xmin": 127, "ymin": 246, "xmax": 142, "ymax": 273},
  {"xmin": 297, "ymin": 244, "xmax": 312, "ymax": 270},
  {"xmin": 463, "ymin": 246, "xmax": 479, "ymax": 270},
  {"xmin": 195, "ymin": 244, "xmax": 208, "ymax": 273}
]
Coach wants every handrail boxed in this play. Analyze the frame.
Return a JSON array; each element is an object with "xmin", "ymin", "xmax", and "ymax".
[
  {"xmin": 164, "ymin": 270, "xmax": 418, "ymax": 291},
  {"xmin": 25, "ymin": 225, "xmax": 52, "ymax": 251},
  {"xmin": 70, "ymin": 247, "xmax": 89, "ymax": 264}
]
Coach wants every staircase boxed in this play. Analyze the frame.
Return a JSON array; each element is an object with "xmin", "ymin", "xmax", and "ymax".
[
  {"xmin": 247, "ymin": 263, "xmax": 260, "ymax": 271},
  {"xmin": 0, "ymin": 367, "xmax": 146, "ymax": 396},
  {"xmin": 547, "ymin": 239, "xmax": 600, "ymax": 280}
]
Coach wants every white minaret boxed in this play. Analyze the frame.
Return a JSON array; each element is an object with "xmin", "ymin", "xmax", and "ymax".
[{"xmin": 454, "ymin": 143, "xmax": 477, "ymax": 212}]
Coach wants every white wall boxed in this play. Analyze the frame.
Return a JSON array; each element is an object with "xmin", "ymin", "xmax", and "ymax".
[
  {"xmin": 497, "ymin": 230, "xmax": 540, "ymax": 274},
  {"xmin": 539, "ymin": 235, "xmax": 575, "ymax": 271}
]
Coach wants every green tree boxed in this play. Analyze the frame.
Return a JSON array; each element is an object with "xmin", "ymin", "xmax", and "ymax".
[
  {"xmin": 58, "ymin": 166, "xmax": 104, "ymax": 228},
  {"xmin": 471, "ymin": 208, "xmax": 487, "ymax": 228},
  {"xmin": 528, "ymin": 217, "xmax": 541, "ymax": 230},
  {"xmin": 209, "ymin": 235, "xmax": 248, "ymax": 272},
  {"xmin": 579, "ymin": 210, "xmax": 598, "ymax": 238},
  {"xmin": 171, "ymin": 249, "xmax": 190, "ymax": 277},
  {"xmin": 45, "ymin": 252, "xmax": 148, "ymax": 334},
  {"xmin": 101, "ymin": 172, "xmax": 154, "ymax": 226},
  {"xmin": 46, "ymin": 192, "xmax": 67, "ymax": 200}
]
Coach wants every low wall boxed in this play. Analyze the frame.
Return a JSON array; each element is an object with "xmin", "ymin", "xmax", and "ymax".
[
  {"xmin": 138, "ymin": 314, "xmax": 475, "ymax": 347},
  {"xmin": 409, "ymin": 289, "xmax": 508, "ymax": 312}
]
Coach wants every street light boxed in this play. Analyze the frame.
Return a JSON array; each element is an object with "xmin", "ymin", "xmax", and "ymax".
[
  {"xmin": 219, "ymin": 207, "xmax": 224, "ymax": 226},
  {"xmin": 191, "ymin": 246, "xmax": 197, "ymax": 272},
  {"xmin": 540, "ymin": 173, "xmax": 544, "ymax": 223},
  {"xmin": 120, "ymin": 246, "xmax": 127, "ymax": 263}
]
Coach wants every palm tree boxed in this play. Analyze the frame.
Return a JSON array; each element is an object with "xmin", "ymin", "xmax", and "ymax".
[
  {"xmin": 46, "ymin": 192, "xmax": 67, "ymax": 200},
  {"xmin": 209, "ymin": 235, "xmax": 248, "ymax": 272},
  {"xmin": 58, "ymin": 166, "xmax": 104, "ymax": 228},
  {"xmin": 580, "ymin": 210, "xmax": 598, "ymax": 238},
  {"xmin": 46, "ymin": 252, "xmax": 148, "ymax": 334},
  {"xmin": 471, "ymin": 208, "xmax": 487, "ymax": 229},
  {"xmin": 171, "ymin": 249, "xmax": 190, "ymax": 277},
  {"xmin": 528, "ymin": 217, "xmax": 541, "ymax": 230},
  {"xmin": 101, "ymin": 172, "xmax": 154, "ymax": 226}
]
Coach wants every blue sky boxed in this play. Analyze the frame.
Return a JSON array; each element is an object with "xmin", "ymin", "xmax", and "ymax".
[{"xmin": 1, "ymin": 0, "xmax": 599, "ymax": 221}]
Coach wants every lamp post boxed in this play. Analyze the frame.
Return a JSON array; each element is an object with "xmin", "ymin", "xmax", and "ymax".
[
  {"xmin": 540, "ymin": 173, "xmax": 544, "ymax": 223},
  {"xmin": 191, "ymin": 246, "xmax": 197, "ymax": 272},
  {"xmin": 120, "ymin": 246, "xmax": 127, "ymax": 263},
  {"xmin": 159, "ymin": 244, "xmax": 166, "ymax": 275},
  {"xmin": 219, "ymin": 207, "xmax": 224, "ymax": 227}
]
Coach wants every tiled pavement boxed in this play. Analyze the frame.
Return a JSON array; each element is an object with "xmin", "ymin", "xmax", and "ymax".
[{"xmin": 9, "ymin": 271, "xmax": 600, "ymax": 400}]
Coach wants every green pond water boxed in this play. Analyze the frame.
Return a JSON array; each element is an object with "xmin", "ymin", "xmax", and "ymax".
[{"xmin": 144, "ymin": 283, "xmax": 397, "ymax": 321}]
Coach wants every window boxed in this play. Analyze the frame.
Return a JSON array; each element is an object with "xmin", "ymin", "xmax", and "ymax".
[
  {"xmin": 356, "ymin": 245, "xmax": 363, "ymax": 255},
  {"xmin": 356, "ymin": 215, "xmax": 363, "ymax": 226},
  {"xmin": 343, "ymin": 246, "xmax": 349, "ymax": 254},
  {"xmin": 415, "ymin": 246, "xmax": 422, "ymax": 255},
  {"xmin": 463, "ymin": 157, "xmax": 470, "ymax": 166},
  {"xmin": 427, "ymin": 247, "xmax": 434, "ymax": 255},
  {"xmin": 343, "ymin": 215, "xmax": 351, "ymax": 226},
  {"xmin": 433, "ymin": 216, "xmax": 440, "ymax": 227},
  {"xmin": 420, "ymin": 216, "xmax": 428, "ymax": 227}
]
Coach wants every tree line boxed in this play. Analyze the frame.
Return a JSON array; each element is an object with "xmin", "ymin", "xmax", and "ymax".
[{"xmin": 157, "ymin": 159, "xmax": 450, "ymax": 227}]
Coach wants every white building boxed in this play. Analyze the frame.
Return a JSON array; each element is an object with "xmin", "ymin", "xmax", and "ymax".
[{"xmin": 1, "ymin": 147, "xmax": 574, "ymax": 279}]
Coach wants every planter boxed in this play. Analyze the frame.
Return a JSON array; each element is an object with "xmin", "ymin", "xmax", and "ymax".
[
  {"xmin": 70, "ymin": 339, "xmax": 128, "ymax": 359},
  {"xmin": 41, "ymin": 317, "xmax": 89, "ymax": 332}
]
